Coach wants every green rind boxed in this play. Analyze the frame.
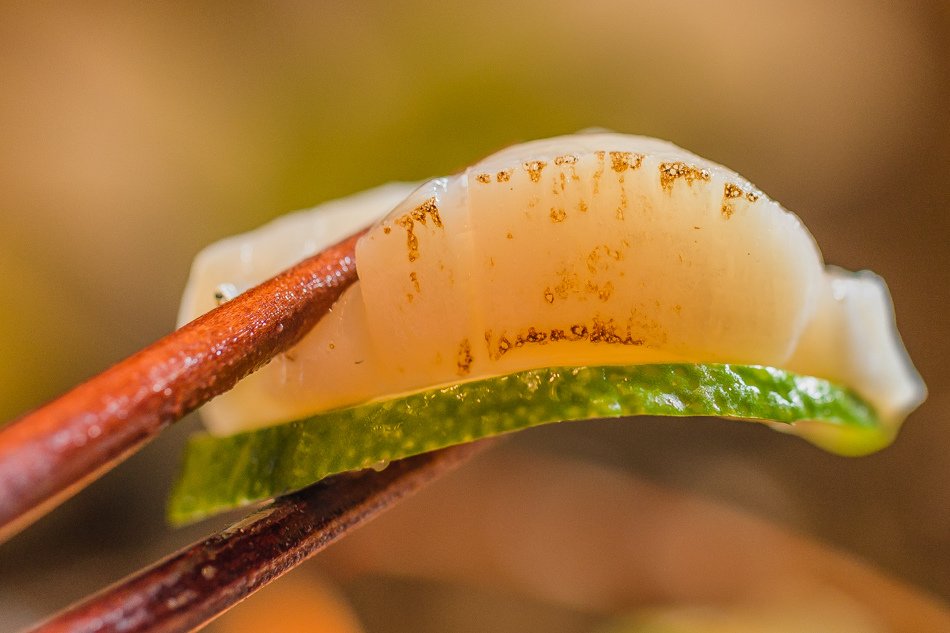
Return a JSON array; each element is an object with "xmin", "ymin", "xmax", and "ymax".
[{"xmin": 168, "ymin": 363, "xmax": 882, "ymax": 525}]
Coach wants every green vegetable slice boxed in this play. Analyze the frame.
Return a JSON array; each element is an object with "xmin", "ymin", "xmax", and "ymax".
[{"xmin": 168, "ymin": 363, "xmax": 884, "ymax": 524}]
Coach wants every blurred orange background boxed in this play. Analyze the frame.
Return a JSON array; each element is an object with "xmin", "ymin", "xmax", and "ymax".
[{"xmin": 0, "ymin": 2, "xmax": 947, "ymax": 631}]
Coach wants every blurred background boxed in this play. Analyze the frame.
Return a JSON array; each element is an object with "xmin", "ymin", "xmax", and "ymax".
[{"xmin": 0, "ymin": 1, "xmax": 947, "ymax": 631}]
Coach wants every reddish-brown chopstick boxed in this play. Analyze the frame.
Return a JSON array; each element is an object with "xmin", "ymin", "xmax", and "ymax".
[
  {"xmin": 25, "ymin": 441, "xmax": 485, "ymax": 633},
  {"xmin": 0, "ymin": 228, "xmax": 367, "ymax": 541}
]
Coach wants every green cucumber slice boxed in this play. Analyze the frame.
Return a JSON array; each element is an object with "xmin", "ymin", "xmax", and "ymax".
[{"xmin": 168, "ymin": 363, "xmax": 883, "ymax": 525}]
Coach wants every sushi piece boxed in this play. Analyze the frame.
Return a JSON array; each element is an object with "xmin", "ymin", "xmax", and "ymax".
[{"xmin": 170, "ymin": 133, "xmax": 925, "ymax": 523}]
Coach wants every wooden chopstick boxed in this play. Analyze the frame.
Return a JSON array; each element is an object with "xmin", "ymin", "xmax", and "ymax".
[
  {"xmin": 0, "ymin": 228, "xmax": 367, "ymax": 541},
  {"xmin": 24, "ymin": 441, "xmax": 486, "ymax": 633}
]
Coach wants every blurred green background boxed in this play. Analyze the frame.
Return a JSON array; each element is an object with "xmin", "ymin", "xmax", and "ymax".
[{"xmin": 0, "ymin": 1, "xmax": 947, "ymax": 631}]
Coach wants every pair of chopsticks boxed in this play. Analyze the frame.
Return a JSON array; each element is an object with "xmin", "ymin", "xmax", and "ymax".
[{"xmin": 0, "ymin": 229, "xmax": 482, "ymax": 632}]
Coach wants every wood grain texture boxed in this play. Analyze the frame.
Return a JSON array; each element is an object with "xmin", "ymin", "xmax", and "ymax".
[
  {"xmin": 0, "ymin": 228, "xmax": 366, "ymax": 540},
  {"xmin": 25, "ymin": 441, "xmax": 485, "ymax": 633}
]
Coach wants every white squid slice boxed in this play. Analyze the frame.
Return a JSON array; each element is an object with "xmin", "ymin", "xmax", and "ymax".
[{"xmin": 178, "ymin": 133, "xmax": 925, "ymax": 445}]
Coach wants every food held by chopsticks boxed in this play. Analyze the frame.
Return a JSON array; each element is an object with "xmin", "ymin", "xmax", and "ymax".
[{"xmin": 171, "ymin": 132, "xmax": 925, "ymax": 524}]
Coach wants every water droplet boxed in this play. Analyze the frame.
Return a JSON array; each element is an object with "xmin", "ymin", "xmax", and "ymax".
[
  {"xmin": 52, "ymin": 430, "xmax": 70, "ymax": 449},
  {"xmin": 201, "ymin": 565, "xmax": 217, "ymax": 580},
  {"xmin": 165, "ymin": 590, "xmax": 197, "ymax": 610},
  {"xmin": 369, "ymin": 459, "xmax": 390, "ymax": 472},
  {"xmin": 72, "ymin": 430, "xmax": 87, "ymax": 447}
]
